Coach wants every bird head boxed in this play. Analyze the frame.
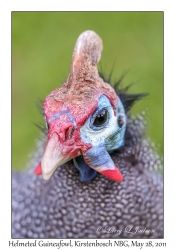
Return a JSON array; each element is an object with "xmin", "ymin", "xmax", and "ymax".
[{"xmin": 35, "ymin": 30, "xmax": 127, "ymax": 182}]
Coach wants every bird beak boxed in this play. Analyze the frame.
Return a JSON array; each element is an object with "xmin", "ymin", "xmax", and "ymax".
[{"xmin": 41, "ymin": 133, "xmax": 80, "ymax": 180}]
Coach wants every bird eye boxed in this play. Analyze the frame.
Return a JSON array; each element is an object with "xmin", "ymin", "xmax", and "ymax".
[{"xmin": 93, "ymin": 109, "xmax": 108, "ymax": 127}]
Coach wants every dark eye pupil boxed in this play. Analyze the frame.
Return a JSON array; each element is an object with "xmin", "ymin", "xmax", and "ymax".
[{"xmin": 93, "ymin": 110, "xmax": 108, "ymax": 127}]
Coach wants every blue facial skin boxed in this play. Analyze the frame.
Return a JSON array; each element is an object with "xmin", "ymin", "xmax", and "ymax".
[
  {"xmin": 73, "ymin": 156, "xmax": 97, "ymax": 182},
  {"xmin": 48, "ymin": 110, "xmax": 76, "ymax": 126},
  {"xmin": 74, "ymin": 95, "xmax": 127, "ymax": 182}
]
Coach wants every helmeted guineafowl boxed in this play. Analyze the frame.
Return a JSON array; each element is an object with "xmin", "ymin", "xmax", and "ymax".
[{"xmin": 12, "ymin": 30, "xmax": 163, "ymax": 239}]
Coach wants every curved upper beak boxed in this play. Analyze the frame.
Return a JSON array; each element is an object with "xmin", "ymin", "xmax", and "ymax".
[{"xmin": 41, "ymin": 133, "xmax": 80, "ymax": 180}]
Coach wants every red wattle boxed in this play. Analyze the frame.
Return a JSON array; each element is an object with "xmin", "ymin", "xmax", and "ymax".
[
  {"xmin": 101, "ymin": 167, "xmax": 123, "ymax": 182},
  {"xmin": 34, "ymin": 162, "xmax": 42, "ymax": 175}
]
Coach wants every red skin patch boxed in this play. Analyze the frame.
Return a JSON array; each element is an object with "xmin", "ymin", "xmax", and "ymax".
[
  {"xmin": 34, "ymin": 162, "xmax": 42, "ymax": 175},
  {"xmin": 101, "ymin": 167, "xmax": 123, "ymax": 182}
]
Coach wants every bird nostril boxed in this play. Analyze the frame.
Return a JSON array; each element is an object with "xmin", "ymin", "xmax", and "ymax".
[
  {"xmin": 65, "ymin": 128, "xmax": 70, "ymax": 141},
  {"xmin": 58, "ymin": 126, "xmax": 75, "ymax": 143},
  {"xmin": 64, "ymin": 126, "xmax": 75, "ymax": 141}
]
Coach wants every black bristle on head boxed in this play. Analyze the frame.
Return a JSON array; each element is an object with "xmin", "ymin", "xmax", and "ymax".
[
  {"xmin": 35, "ymin": 98, "xmax": 44, "ymax": 115},
  {"xmin": 34, "ymin": 99, "xmax": 48, "ymax": 135},
  {"xmin": 33, "ymin": 122, "xmax": 47, "ymax": 135},
  {"xmin": 99, "ymin": 70, "xmax": 148, "ymax": 113},
  {"xmin": 119, "ymin": 92, "xmax": 148, "ymax": 113}
]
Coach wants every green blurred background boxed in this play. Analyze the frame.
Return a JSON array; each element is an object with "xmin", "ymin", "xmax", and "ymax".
[{"xmin": 12, "ymin": 12, "xmax": 163, "ymax": 170}]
